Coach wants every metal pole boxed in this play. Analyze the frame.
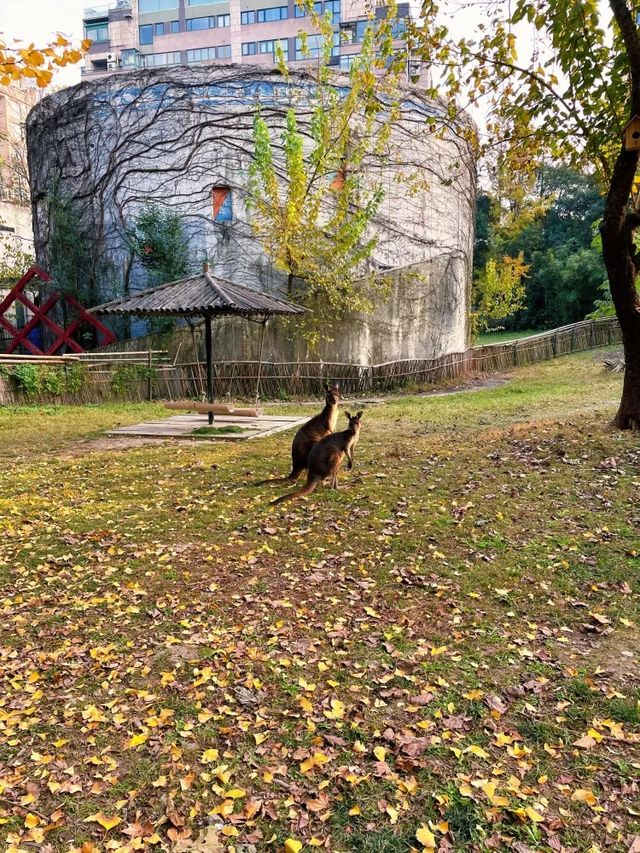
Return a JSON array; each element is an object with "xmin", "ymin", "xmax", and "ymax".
[
  {"xmin": 255, "ymin": 318, "xmax": 268, "ymax": 405},
  {"xmin": 205, "ymin": 314, "xmax": 213, "ymax": 425}
]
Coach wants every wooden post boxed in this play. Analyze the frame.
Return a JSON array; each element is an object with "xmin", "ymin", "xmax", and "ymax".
[
  {"xmin": 147, "ymin": 348, "xmax": 153, "ymax": 401},
  {"xmin": 205, "ymin": 314, "xmax": 213, "ymax": 425},
  {"xmin": 255, "ymin": 318, "xmax": 268, "ymax": 404}
]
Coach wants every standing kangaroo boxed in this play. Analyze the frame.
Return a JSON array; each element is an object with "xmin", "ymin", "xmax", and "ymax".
[
  {"xmin": 271, "ymin": 411, "xmax": 363, "ymax": 505},
  {"xmin": 255, "ymin": 383, "xmax": 341, "ymax": 485}
]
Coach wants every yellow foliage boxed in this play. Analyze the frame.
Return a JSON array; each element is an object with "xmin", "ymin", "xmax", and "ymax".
[{"xmin": 0, "ymin": 34, "xmax": 88, "ymax": 86}]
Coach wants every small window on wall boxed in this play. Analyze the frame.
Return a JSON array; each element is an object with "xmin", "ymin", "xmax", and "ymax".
[
  {"xmin": 330, "ymin": 165, "xmax": 346, "ymax": 191},
  {"xmin": 139, "ymin": 24, "xmax": 154, "ymax": 44},
  {"xmin": 213, "ymin": 187, "xmax": 232, "ymax": 222}
]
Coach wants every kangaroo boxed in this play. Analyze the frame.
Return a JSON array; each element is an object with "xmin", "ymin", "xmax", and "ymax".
[
  {"xmin": 271, "ymin": 411, "xmax": 363, "ymax": 505},
  {"xmin": 255, "ymin": 383, "xmax": 341, "ymax": 485}
]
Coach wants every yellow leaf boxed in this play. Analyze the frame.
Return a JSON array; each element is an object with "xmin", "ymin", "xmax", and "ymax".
[
  {"xmin": 127, "ymin": 732, "xmax": 148, "ymax": 748},
  {"xmin": 386, "ymin": 805, "xmax": 398, "ymax": 824},
  {"xmin": 284, "ymin": 840, "xmax": 303, "ymax": 853},
  {"xmin": 300, "ymin": 697, "xmax": 313, "ymax": 714},
  {"xmin": 465, "ymin": 744, "xmax": 489, "ymax": 759},
  {"xmin": 572, "ymin": 788, "xmax": 597, "ymax": 806},
  {"xmin": 222, "ymin": 826, "xmax": 239, "ymax": 837},
  {"xmin": 525, "ymin": 806, "xmax": 545, "ymax": 823},
  {"xmin": 225, "ymin": 788, "xmax": 246, "ymax": 799},
  {"xmin": 85, "ymin": 812, "xmax": 122, "ymax": 831},
  {"xmin": 324, "ymin": 699, "xmax": 346, "ymax": 720},
  {"xmin": 373, "ymin": 746, "xmax": 386, "ymax": 762},
  {"xmin": 254, "ymin": 733, "xmax": 267, "ymax": 745},
  {"xmin": 349, "ymin": 805, "xmax": 361, "ymax": 816},
  {"xmin": 416, "ymin": 824, "xmax": 436, "ymax": 849},
  {"xmin": 24, "ymin": 813, "xmax": 40, "ymax": 829},
  {"xmin": 201, "ymin": 748, "xmax": 220, "ymax": 762}
]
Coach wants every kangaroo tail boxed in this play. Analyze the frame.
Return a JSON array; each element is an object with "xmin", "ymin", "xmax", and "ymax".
[
  {"xmin": 270, "ymin": 478, "xmax": 320, "ymax": 506},
  {"xmin": 254, "ymin": 468, "xmax": 304, "ymax": 487}
]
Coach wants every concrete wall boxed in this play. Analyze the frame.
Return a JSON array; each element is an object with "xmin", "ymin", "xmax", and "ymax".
[{"xmin": 26, "ymin": 65, "xmax": 475, "ymax": 363}]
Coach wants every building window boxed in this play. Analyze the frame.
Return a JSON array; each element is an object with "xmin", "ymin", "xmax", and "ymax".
[
  {"xmin": 241, "ymin": 41, "xmax": 257, "ymax": 55},
  {"xmin": 155, "ymin": 22, "xmax": 165, "ymax": 35},
  {"xmin": 217, "ymin": 14, "xmax": 230, "ymax": 27},
  {"xmin": 141, "ymin": 51, "xmax": 181, "ymax": 66},
  {"xmin": 294, "ymin": 4, "xmax": 305, "ymax": 16},
  {"xmin": 171, "ymin": 19, "xmax": 180, "ymax": 32},
  {"xmin": 188, "ymin": 0, "xmax": 219, "ymax": 4},
  {"xmin": 85, "ymin": 21, "xmax": 109, "ymax": 42},
  {"xmin": 186, "ymin": 16, "xmax": 214, "ymax": 30},
  {"xmin": 139, "ymin": 24, "xmax": 154, "ymax": 45},
  {"xmin": 339, "ymin": 53, "xmax": 357, "ymax": 70},
  {"xmin": 213, "ymin": 187, "xmax": 232, "ymax": 222},
  {"xmin": 241, "ymin": 10, "xmax": 255, "ymax": 23},
  {"xmin": 139, "ymin": 0, "xmax": 178, "ymax": 10},
  {"xmin": 295, "ymin": 32, "xmax": 338, "ymax": 59},
  {"xmin": 257, "ymin": 6, "xmax": 288, "ymax": 21},
  {"xmin": 324, "ymin": 0, "xmax": 340, "ymax": 22},
  {"xmin": 258, "ymin": 38, "xmax": 288, "ymax": 58},
  {"xmin": 186, "ymin": 45, "xmax": 231, "ymax": 61}
]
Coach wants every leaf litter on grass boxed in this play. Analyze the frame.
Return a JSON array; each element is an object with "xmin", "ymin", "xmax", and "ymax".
[{"xmin": 0, "ymin": 353, "xmax": 638, "ymax": 852}]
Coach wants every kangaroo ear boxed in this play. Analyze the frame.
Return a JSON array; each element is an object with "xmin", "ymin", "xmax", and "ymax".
[
  {"xmin": 356, "ymin": 410, "xmax": 363, "ymax": 418},
  {"xmin": 345, "ymin": 411, "xmax": 352, "ymax": 419}
]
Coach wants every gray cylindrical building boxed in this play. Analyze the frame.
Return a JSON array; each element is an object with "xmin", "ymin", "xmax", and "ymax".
[{"xmin": 27, "ymin": 64, "xmax": 475, "ymax": 363}]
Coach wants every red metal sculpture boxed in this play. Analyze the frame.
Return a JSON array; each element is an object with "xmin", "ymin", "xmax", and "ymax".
[{"xmin": 0, "ymin": 265, "xmax": 115, "ymax": 355}]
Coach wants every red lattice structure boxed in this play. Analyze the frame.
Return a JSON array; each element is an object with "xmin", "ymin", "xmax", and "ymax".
[{"xmin": 0, "ymin": 265, "xmax": 115, "ymax": 355}]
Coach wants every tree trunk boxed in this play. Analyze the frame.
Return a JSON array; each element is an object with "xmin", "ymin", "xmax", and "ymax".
[
  {"xmin": 600, "ymin": 157, "xmax": 640, "ymax": 430},
  {"xmin": 605, "ymin": 0, "xmax": 640, "ymax": 429}
]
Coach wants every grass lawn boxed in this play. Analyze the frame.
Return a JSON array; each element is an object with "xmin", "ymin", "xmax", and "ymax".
[{"xmin": 0, "ymin": 351, "xmax": 638, "ymax": 853}]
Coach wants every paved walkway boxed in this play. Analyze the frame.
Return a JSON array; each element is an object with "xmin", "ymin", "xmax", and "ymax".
[{"xmin": 107, "ymin": 413, "xmax": 308, "ymax": 441}]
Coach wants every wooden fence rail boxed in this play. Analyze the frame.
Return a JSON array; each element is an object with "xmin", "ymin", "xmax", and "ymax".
[{"xmin": 0, "ymin": 317, "xmax": 622, "ymax": 405}]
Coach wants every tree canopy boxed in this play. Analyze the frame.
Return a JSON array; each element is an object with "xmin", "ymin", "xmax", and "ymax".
[{"xmin": 410, "ymin": 0, "xmax": 640, "ymax": 428}]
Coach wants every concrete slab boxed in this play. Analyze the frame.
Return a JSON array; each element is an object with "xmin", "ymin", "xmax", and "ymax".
[{"xmin": 106, "ymin": 413, "xmax": 307, "ymax": 441}]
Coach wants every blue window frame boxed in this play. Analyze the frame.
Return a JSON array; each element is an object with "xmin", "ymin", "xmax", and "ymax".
[
  {"xmin": 213, "ymin": 187, "xmax": 233, "ymax": 222},
  {"xmin": 186, "ymin": 15, "xmax": 214, "ymax": 29},
  {"xmin": 139, "ymin": 24, "xmax": 154, "ymax": 44},
  {"xmin": 257, "ymin": 6, "xmax": 288, "ymax": 21},
  {"xmin": 155, "ymin": 22, "xmax": 165, "ymax": 35},
  {"xmin": 171, "ymin": 19, "xmax": 180, "ymax": 32},
  {"xmin": 85, "ymin": 21, "xmax": 109, "ymax": 42},
  {"xmin": 241, "ymin": 10, "xmax": 255, "ymax": 23},
  {"xmin": 139, "ymin": 0, "xmax": 178, "ymax": 10},
  {"xmin": 242, "ymin": 41, "xmax": 257, "ymax": 54}
]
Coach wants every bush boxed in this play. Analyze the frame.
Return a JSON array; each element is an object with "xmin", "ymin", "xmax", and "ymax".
[{"xmin": 5, "ymin": 363, "xmax": 87, "ymax": 398}]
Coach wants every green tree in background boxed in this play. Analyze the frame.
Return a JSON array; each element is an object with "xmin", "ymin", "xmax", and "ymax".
[
  {"xmin": 128, "ymin": 203, "xmax": 191, "ymax": 334},
  {"xmin": 475, "ymin": 167, "xmax": 607, "ymax": 331}
]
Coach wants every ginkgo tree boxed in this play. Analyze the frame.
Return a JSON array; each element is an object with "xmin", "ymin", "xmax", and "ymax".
[
  {"xmin": 0, "ymin": 34, "xmax": 90, "ymax": 88},
  {"xmin": 410, "ymin": 0, "xmax": 640, "ymax": 429},
  {"xmin": 246, "ymin": 10, "xmax": 401, "ymax": 347}
]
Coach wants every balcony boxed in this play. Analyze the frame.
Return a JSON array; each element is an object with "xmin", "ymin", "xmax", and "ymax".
[{"xmin": 84, "ymin": 0, "xmax": 132, "ymax": 20}]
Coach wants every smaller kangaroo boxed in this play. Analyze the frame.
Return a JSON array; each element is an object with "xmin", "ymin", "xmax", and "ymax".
[
  {"xmin": 255, "ymin": 383, "xmax": 340, "ymax": 485},
  {"xmin": 271, "ymin": 410, "xmax": 363, "ymax": 505}
]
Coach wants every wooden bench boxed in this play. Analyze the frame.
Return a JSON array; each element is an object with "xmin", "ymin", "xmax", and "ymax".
[{"xmin": 164, "ymin": 400, "xmax": 263, "ymax": 418}]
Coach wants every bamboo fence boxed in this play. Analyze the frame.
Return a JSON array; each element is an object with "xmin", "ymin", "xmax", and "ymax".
[{"xmin": 0, "ymin": 317, "xmax": 622, "ymax": 405}]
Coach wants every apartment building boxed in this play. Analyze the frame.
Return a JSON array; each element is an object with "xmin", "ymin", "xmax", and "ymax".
[
  {"xmin": 0, "ymin": 81, "xmax": 39, "ymax": 254},
  {"xmin": 82, "ymin": 0, "xmax": 418, "ymax": 78}
]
